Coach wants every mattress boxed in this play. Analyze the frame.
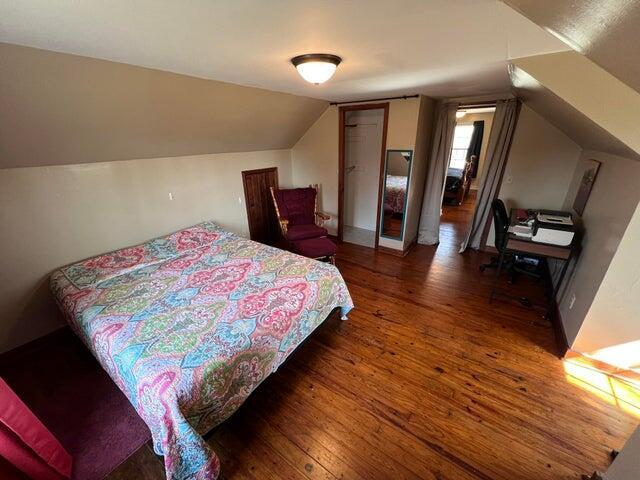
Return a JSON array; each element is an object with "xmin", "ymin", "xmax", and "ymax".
[{"xmin": 50, "ymin": 221, "xmax": 353, "ymax": 479}]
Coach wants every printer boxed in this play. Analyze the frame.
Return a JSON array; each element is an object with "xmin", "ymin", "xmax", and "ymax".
[{"xmin": 531, "ymin": 210, "xmax": 575, "ymax": 246}]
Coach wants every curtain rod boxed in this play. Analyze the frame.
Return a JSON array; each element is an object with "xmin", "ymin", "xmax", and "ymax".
[
  {"xmin": 458, "ymin": 101, "xmax": 498, "ymax": 109},
  {"xmin": 329, "ymin": 94, "xmax": 419, "ymax": 106}
]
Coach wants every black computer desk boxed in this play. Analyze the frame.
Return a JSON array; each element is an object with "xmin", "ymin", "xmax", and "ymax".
[{"xmin": 489, "ymin": 209, "xmax": 577, "ymax": 319}]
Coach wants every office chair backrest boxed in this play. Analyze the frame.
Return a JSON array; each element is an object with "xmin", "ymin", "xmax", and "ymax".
[{"xmin": 492, "ymin": 199, "xmax": 510, "ymax": 251}]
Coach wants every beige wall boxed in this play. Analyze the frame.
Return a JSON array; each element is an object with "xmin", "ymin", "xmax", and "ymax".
[
  {"xmin": 291, "ymin": 107, "xmax": 340, "ymax": 233},
  {"xmin": 487, "ymin": 104, "xmax": 581, "ymax": 246},
  {"xmin": 601, "ymin": 426, "xmax": 640, "ymax": 480},
  {"xmin": 574, "ymin": 201, "xmax": 640, "ymax": 355},
  {"xmin": 385, "ymin": 99, "xmax": 421, "ymax": 151},
  {"xmin": 386, "ymin": 152, "xmax": 408, "ymax": 176},
  {"xmin": 379, "ymin": 98, "xmax": 421, "ymax": 250},
  {"xmin": 0, "ymin": 42, "xmax": 327, "ymax": 169},
  {"xmin": 291, "ymin": 98, "xmax": 423, "ymax": 249},
  {"xmin": 456, "ymin": 112, "xmax": 494, "ymax": 190},
  {"xmin": 557, "ymin": 150, "xmax": 640, "ymax": 347},
  {"xmin": 0, "ymin": 150, "xmax": 292, "ymax": 352}
]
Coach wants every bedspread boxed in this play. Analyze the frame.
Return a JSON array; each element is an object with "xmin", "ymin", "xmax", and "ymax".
[
  {"xmin": 384, "ymin": 175, "xmax": 408, "ymax": 214},
  {"xmin": 50, "ymin": 221, "xmax": 353, "ymax": 479}
]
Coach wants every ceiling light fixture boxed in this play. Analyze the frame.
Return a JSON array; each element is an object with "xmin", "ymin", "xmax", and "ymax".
[
  {"xmin": 291, "ymin": 54, "xmax": 342, "ymax": 85},
  {"xmin": 456, "ymin": 110, "xmax": 467, "ymax": 119}
]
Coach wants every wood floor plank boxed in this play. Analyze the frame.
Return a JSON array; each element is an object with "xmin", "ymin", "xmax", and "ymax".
[{"xmin": 109, "ymin": 196, "xmax": 637, "ymax": 479}]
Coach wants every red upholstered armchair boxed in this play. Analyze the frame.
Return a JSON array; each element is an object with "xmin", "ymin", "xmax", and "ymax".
[{"xmin": 270, "ymin": 185, "xmax": 330, "ymax": 242}]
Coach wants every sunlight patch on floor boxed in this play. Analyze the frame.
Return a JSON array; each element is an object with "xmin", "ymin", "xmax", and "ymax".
[{"xmin": 564, "ymin": 355, "xmax": 640, "ymax": 418}]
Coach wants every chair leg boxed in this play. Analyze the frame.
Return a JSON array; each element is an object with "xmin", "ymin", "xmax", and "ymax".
[{"xmin": 479, "ymin": 256, "xmax": 500, "ymax": 272}]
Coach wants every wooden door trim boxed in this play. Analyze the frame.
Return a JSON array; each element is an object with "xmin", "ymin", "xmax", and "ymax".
[
  {"xmin": 338, "ymin": 102, "xmax": 389, "ymax": 249},
  {"xmin": 241, "ymin": 167, "xmax": 279, "ymax": 242}
]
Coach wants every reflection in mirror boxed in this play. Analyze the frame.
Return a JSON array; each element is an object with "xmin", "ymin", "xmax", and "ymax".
[{"xmin": 381, "ymin": 150, "xmax": 412, "ymax": 240}]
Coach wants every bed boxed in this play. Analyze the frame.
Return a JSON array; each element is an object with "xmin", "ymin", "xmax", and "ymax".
[
  {"xmin": 384, "ymin": 174, "xmax": 408, "ymax": 214},
  {"xmin": 50, "ymin": 221, "xmax": 353, "ymax": 480}
]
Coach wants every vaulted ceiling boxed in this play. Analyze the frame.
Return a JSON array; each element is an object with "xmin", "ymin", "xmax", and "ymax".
[
  {"xmin": 0, "ymin": 43, "xmax": 327, "ymax": 168},
  {"xmin": 0, "ymin": 0, "xmax": 568, "ymax": 102},
  {"xmin": 502, "ymin": 0, "xmax": 640, "ymax": 93}
]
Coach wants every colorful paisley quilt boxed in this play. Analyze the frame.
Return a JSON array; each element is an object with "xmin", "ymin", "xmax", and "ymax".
[{"xmin": 50, "ymin": 221, "xmax": 353, "ymax": 479}]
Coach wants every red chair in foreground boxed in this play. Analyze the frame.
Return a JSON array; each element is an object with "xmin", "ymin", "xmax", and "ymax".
[
  {"xmin": 270, "ymin": 185, "xmax": 337, "ymax": 264},
  {"xmin": 0, "ymin": 378, "xmax": 72, "ymax": 480}
]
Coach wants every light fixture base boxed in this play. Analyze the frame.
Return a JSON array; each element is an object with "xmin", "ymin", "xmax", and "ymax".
[
  {"xmin": 291, "ymin": 53, "xmax": 342, "ymax": 85},
  {"xmin": 291, "ymin": 53, "xmax": 342, "ymax": 68}
]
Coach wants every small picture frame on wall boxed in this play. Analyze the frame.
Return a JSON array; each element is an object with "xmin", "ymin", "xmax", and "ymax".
[{"xmin": 573, "ymin": 159, "xmax": 601, "ymax": 216}]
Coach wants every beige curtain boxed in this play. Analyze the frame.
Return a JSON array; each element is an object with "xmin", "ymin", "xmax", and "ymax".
[
  {"xmin": 460, "ymin": 99, "xmax": 520, "ymax": 252},
  {"xmin": 417, "ymin": 102, "xmax": 459, "ymax": 245}
]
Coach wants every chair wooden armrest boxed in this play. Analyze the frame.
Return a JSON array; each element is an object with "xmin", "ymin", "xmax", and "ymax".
[
  {"xmin": 279, "ymin": 218, "xmax": 289, "ymax": 235},
  {"xmin": 315, "ymin": 211, "xmax": 330, "ymax": 226}
]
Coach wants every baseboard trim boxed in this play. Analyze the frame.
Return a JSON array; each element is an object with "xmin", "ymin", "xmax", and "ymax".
[
  {"xmin": 378, "ymin": 236, "xmax": 418, "ymax": 258},
  {"xmin": 403, "ymin": 237, "xmax": 418, "ymax": 256}
]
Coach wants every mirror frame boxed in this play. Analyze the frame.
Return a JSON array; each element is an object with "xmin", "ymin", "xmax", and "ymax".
[{"xmin": 380, "ymin": 149, "xmax": 413, "ymax": 241}]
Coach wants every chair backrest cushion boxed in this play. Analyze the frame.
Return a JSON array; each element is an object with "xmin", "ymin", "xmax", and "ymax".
[
  {"xmin": 492, "ymin": 199, "xmax": 510, "ymax": 251},
  {"xmin": 273, "ymin": 187, "xmax": 316, "ymax": 226}
]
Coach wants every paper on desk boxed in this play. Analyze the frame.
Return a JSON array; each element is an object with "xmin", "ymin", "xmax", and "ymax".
[{"xmin": 508, "ymin": 225, "xmax": 533, "ymax": 238}]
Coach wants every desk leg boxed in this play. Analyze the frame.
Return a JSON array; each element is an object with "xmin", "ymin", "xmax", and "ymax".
[
  {"xmin": 544, "ymin": 254, "xmax": 571, "ymax": 319},
  {"xmin": 489, "ymin": 249, "xmax": 506, "ymax": 303}
]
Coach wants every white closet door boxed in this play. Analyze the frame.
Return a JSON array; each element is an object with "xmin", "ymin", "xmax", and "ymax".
[{"xmin": 345, "ymin": 124, "xmax": 381, "ymax": 230}]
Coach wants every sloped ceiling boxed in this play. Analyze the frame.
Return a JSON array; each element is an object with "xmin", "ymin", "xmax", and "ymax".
[
  {"xmin": 511, "ymin": 51, "xmax": 640, "ymax": 159},
  {"xmin": 502, "ymin": 0, "xmax": 640, "ymax": 93},
  {"xmin": 510, "ymin": 66, "xmax": 639, "ymax": 160},
  {"xmin": 0, "ymin": 0, "xmax": 568, "ymax": 101},
  {"xmin": 0, "ymin": 43, "xmax": 328, "ymax": 169}
]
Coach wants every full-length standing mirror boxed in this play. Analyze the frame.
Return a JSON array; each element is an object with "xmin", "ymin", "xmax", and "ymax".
[{"xmin": 381, "ymin": 150, "xmax": 412, "ymax": 240}]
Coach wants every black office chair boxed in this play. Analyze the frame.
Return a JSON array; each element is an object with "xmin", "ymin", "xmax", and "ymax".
[{"xmin": 479, "ymin": 199, "xmax": 543, "ymax": 282}]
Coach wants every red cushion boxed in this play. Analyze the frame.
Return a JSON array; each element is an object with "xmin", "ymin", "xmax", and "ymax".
[
  {"xmin": 292, "ymin": 237, "xmax": 337, "ymax": 258},
  {"xmin": 273, "ymin": 188, "xmax": 316, "ymax": 226},
  {"xmin": 285, "ymin": 224, "xmax": 328, "ymax": 241}
]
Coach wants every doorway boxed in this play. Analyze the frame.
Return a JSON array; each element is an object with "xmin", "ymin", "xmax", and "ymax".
[
  {"xmin": 439, "ymin": 106, "xmax": 495, "ymax": 251},
  {"xmin": 241, "ymin": 167, "xmax": 279, "ymax": 245},
  {"xmin": 338, "ymin": 103, "xmax": 389, "ymax": 248}
]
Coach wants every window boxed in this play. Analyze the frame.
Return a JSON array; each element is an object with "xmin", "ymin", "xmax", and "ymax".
[{"xmin": 449, "ymin": 124, "xmax": 474, "ymax": 169}]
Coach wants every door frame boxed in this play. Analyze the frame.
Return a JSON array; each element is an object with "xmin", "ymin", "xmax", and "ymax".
[
  {"xmin": 338, "ymin": 102, "xmax": 389, "ymax": 248},
  {"xmin": 241, "ymin": 167, "xmax": 279, "ymax": 243}
]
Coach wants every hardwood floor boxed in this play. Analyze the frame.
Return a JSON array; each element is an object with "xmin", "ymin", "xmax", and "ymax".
[{"xmin": 110, "ymin": 194, "xmax": 637, "ymax": 479}]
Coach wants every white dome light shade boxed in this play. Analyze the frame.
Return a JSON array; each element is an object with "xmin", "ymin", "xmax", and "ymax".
[
  {"xmin": 456, "ymin": 110, "xmax": 467, "ymax": 119},
  {"xmin": 296, "ymin": 61, "xmax": 337, "ymax": 84},
  {"xmin": 291, "ymin": 54, "xmax": 341, "ymax": 85}
]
